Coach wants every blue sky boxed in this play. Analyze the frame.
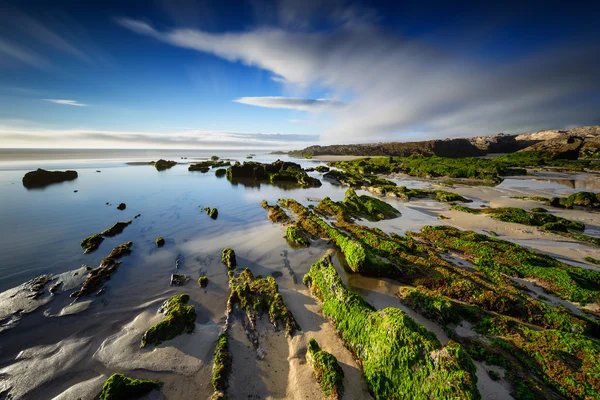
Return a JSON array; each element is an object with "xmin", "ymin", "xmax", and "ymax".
[{"xmin": 0, "ymin": 0, "xmax": 599, "ymax": 149}]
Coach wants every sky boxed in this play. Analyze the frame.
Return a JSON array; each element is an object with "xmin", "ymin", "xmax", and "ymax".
[{"xmin": 0, "ymin": 0, "xmax": 599, "ymax": 149}]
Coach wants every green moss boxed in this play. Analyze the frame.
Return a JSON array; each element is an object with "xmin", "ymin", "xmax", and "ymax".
[
  {"xmin": 530, "ymin": 207, "xmax": 548, "ymax": 213},
  {"xmin": 222, "ymin": 248, "xmax": 236, "ymax": 269},
  {"xmin": 306, "ymin": 338, "xmax": 344, "ymax": 399},
  {"xmin": 285, "ymin": 225, "xmax": 310, "ymax": 247},
  {"xmin": 203, "ymin": 207, "xmax": 218, "ymax": 219},
  {"xmin": 585, "ymin": 256, "xmax": 600, "ymax": 265},
  {"xmin": 141, "ymin": 293, "xmax": 196, "ymax": 347},
  {"xmin": 261, "ymin": 200, "xmax": 292, "ymax": 224},
  {"xmin": 229, "ymin": 268, "xmax": 298, "ymax": 335},
  {"xmin": 226, "ymin": 160, "xmax": 321, "ymax": 187},
  {"xmin": 373, "ymin": 185, "xmax": 471, "ymax": 203},
  {"xmin": 316, "ymin": 188, "xmax": 400, "ymax": 222},
  {"xmin": 198, "ymin": 276, "xmax": 208, "ymax": 287},
  {"xmin": 101, "ymin": 220, "xmax": 132, "ymax": 237},
  {"xmin": 450, "ymin": 205, "xmax": 482, "ymax": 214},
  {"xmin": 99, "ymin": 373, "xmax": 162, "ymax": 400},
  {"xmin": 315, "ymin": 165, "xmax": 330, "ymax": 173},
  {"xmin": 211, "ymin": 333, "xmax": 231, "ymax": 398},
  {"xmin": 81, "ymin": 233, "xmax": 104, "ymax": 254},
  {"xmin": 153, "ymin": 159, "xmax": 177, "ymax": 171},
  {"xmin": 156, "ymin": 237, "xmax": 165, "ymax": 247},
  {"xmin": 303, "ymin": 254, "xmax": 480, "ymax": 400}
]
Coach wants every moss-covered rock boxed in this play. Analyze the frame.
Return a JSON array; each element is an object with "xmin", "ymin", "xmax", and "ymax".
[
  {"xmin": 306, "ymin": 338, "xmax": 344, "ymax": 399},
  {"xmin": 203, "ymin": 207, "xmax": 218, "ymax": 219},
  {"xmin": 227, "ymin": 160, "xmax": 321, "ymax": 187},
  {"xmin": 22, "ymin": 168, "xmax": 78, "ymax": 189},
  {"xmin": 315, "ymin": 165, "xmax": 330, "ymax": 173},
  {"xmin": 81, "ymin": 234, "xmax": 104, "ymax": 254},
  {"xmin": 371, "ymin": 185, "xmax": 471, "ymax": 203},
  {"xmin": 198, "ymin": 276, "xmax": 208, "ymax": 287},
  {"xmin": 285, "ymin": 225, "xmax": 310, "ymax": 247},
  {"xmin": 153, "ymin": 159, "xmax": 177, "ymax": 171},
  {"xmin": 211, "ymin": 333, "xmax": 231, "ymax": 398},
  {"xmin": 222, "ymin": 248, "xmax": 236, "ymax": 269},
  {"xmin": 141, "ymin": 293, "xmax": 196, "ymax": 347},
  {"xmin": 156, "ymin": 237, "xmax": 165, "ymax": 247},
  {"xmin": 261, "ymin": 200, "xmax": 292, "ymax": 224},
  {"xmin": 229, "ymin": 268, "xmax": 298, "ymax": 336},
  {"xmin": 303, "ymin": 254, "xmax": 479, "ymax": 400},
  {"xmin": 71, "ymin": 242, "xmax": 133, "ymax": 298},
  {"xmin": 99, "ymin": 373, "xmax": 162, "ymax": 400},
  {"xmin": 101, "ymin": 220, "xmax": 132, "ymax": 237},
  {"xmin": 215, "ymin": 168, "xmax": 227, "ymax": 177},
  {"xmin": 189, "ymin": 160, "xmax": 231, "ymax": 171},
  {"xmin": 316, "ymin": 188, "xmax": 401, "ymax": 222}
]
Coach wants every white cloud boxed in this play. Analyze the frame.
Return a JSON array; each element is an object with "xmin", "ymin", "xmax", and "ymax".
[
  {"xmin": 0, "ymin": 125, "xmax": 316, "ymax": 149},
  {"xmin": 118, "ymin": 18, "xmax": 600, "ymax": 143},
  {"xmin": 234, "ymin": 96, "xmax": 343, "ymax": 111},
  {"xmin": 43, "ymin": 99, "xmax": 88, "ymax": 107},
  {"xmin": 0, "ymin": 38, "xmax": 47, "ymax": 68}
]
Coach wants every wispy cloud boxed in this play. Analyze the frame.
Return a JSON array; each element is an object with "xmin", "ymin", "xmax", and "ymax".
[
  {"xmin": 0, "ymin": 125, "xmax": 317, "ymax": 149},
  {"xmin": 43, "ymin": 99, "xmax": 88, "ymax": 107},
  {"xmin": 234, "ymin": 96, "xmax": 343, "ymax": 111},
  {"xmin": 118, "ymin": 17, "xmax": 600, "ymax": 143},
  {"xmin": 0, "ymin": 38, "xmax": 47, "ymax": 68}
]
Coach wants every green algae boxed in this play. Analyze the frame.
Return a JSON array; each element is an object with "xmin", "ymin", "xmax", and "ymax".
[
  {"xmin": 221, "ymin": 248, "xmax": 236, "ymax": 269},
  {"xmin": 203, "ymin": 207, "xmax": 218, "ymax": 219},
  {"xmin": 198, "ymin": 276, "xmax": 208, "ymax": 287},
  {"xmin": 303, "ymin": 254, "xmax": 480, "ymax": 400},
  {"xmin": 100, "ymin": 220, "xmax": 132, "ymax": 237},
  {"xmin": 211, "ymin": 333, "xmax": 231, "ymax": 399},
  {"xmin": 156, "ymin": 237, "xmax": 165, "ymax": 247},
  {"xmin": 81, "ymin": 233, "xmax": 104, "ymax": 254},
  {"xmin": 285, "ymin": 224, "xmax": 310, "ymax": 247},
  {"xmin": 306, "ymin": 338, "xmax": 344, "ymax": 399},
  {"xmin": 226, "ymin": 160, "xmax": 321, "ymax": 187},
  {"xmin": 371, "ymin": 185, "xmax": 471, "ymax": 203},
  {"xmin": 585, "ymin": 256, "xmax": 600, "ymax": 265},
  {"xmin": 315, "ymin": 188, "xmax": 400, "ymax": 222},
  {"xmin": 229, "ymin": 268, "xmax": 297, "ymax": 335},
  {"xmin": 514, "ymin": 192, "xmax": 600, "ymax": 210},
  {"xmin": 99, "ymin": 373, "xmax": 162, "ymax": 400},
  {"xmin": 141, "ymin": 293, "xmax": 196, "ymax": 347}
]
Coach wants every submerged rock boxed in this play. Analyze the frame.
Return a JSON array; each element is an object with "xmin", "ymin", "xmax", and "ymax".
[
  {"xmin": 141, "ymin": 293, "xmax": 196, "ymax": 347},
  {"xmin": 99, "ymin": 373, "xmax": 162, "ymax": 400},
  {"xmin": 22, "ymin": 168, "xmax": 78, "ymax": 189},
  {"xmin": 101, "ymin": 220, "xmax": 132, "ymax": 237},
  {"xmin": 170, "ymin": 273, "xmax": 190, "ymax": 286}
]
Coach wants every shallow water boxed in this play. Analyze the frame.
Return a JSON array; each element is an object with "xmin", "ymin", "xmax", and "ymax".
[{"xmin": 0, "ymin": 151, "xmax": 599, "ymax": 399}]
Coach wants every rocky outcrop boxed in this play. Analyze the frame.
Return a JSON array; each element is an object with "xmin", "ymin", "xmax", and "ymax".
[{"xmin": 22, "ymin": 169, "xmax": 78, "ymax": 189}]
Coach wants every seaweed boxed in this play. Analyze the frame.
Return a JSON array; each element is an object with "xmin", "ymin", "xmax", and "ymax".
[
  {"xmin": 229, "ymin": 268, "xmax": 298, "ymax": 336},
  {"xmin": 141, "ymin": 293, "xmax": 196, "ymax": 347},
  {"xmin": 99, "ymin": 373, "xmax": 162, "ymax": 400},
  {"xmin": 306, "ymin": 338, "xmax": 344, "ymax": 399},
  {"xmin": 222, "ymin": 248, "xmax": 236, "ymax": 269},
  {"xmin": 303, "ymin": 254, "xmax": 480, "ymax": 400},
  {"xmin": 211, "ymin": 333, "xmax": 231, "ymax": 399}
]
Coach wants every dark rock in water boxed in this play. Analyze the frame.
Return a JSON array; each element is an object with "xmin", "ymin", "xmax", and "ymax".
[
  {"xmin": 117, "ymin": 203, "xmax": 126, "ymax": 210},
  {"xmin": 271, "ymin": 271, "xmax": 283, "ymax": 278},
  {"xmin": 222, "ymin": 248, "xmax": 236, "ymax": 269},
  {"xmin": 197, "ymin": 276, "xmax": 208, "ymax": 287},
  {"xmin": 215, "ymin": 168, "xmax": 227, "ymax": 177},
  {"xmin": 96, "ymin": 170, "xmax": 101, "ymax": 173},
  {"xmin": 170, "ymin": 273, "xmax": 190, "ymax": 286},
  {"xmin": 156, "ymin": 237, "xmax": 165, "ymax": 247},
  {"xmin": 134, "ymin": 213, "xmax": 141, "ymax": 219},
  {"xmin": 81, "ymin": 234, "xmax": 104, "ymax": 254},
  {"xmin": 226, "ymin": 160, "xmax": 321, "ymax": 187},
  {"xmin": 74, "ymin": 190, "xmax": 78, "ymax": 193},
  {"xmin": 22, "ymin": 168, "xmax": 78, "ymax": 189},
  {"xmin": 153, "ymin": 159, "xmax": 177, "ymax": 171},
  {"xmin": 101, "ymin": 220, "xmax": 132, "ymax": 237}
]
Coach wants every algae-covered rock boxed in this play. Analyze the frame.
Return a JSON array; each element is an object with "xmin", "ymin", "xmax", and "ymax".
[
  {"xmin": 206, "ymin": 207, "xmax": 218, "ymax": 219},
  {"xmin": 71, "ymin": 242, "xmax": 133, "ymax": 298},
  {"xmin": 227, "ymin": 160, "xmax": 321, "ymax": 187},
  {"xmin": 99, "ymin": 373, "xmax": 162, "ymax": 400},
  {"xmin": 189, "ymin": 160, "xmax": 231, "ymax": 171},
  {"xmin": 153, "ymin": 159, "xmax": 177, "ymax": 171},
  {"xmin": 170, "ymin": 273, "xmax": 190, "ymax": 286},
  {"xmin": 261, "ymin": 200, "xmax": 292, "ymax": 224},
  {"xmin": 101, "ymin": 221, "xmax": 132, "ymax": 237},
  {"xmin": 306, "ymin": 338, "xmax": 344, "ymax": 399},
  {"xmin": 215, "ymin": 168, "xmax": 227, "ymax": 177},
  {"xmin": 222, "ymin": 248, "xmax": 236, "ymax": 269},
  {"xmin": 315, "ymin": 165, "xmax": 330, "ymax": 173},
  {"xmin": 303, "ymin": 254, "xmax": 479, "ymax": 399},
  {"xmin": 81, "ymin": 234, "xmax": 104, "ymax": 254},
  {"xmin": 141, "ymin": 293, "xmax": 196, "ymax": 347},
  {"xmin": 156, "ymin": 237, "xmax": 165, "ymax": 247},
  {"xmin": 285, "ymin": 225, "xmax": 310, "ymax": 247},
  {"xmin": 229, "ymin": 268, "xmax": 298, "ymax": 335},
  {"xmin": 198, "ymin": 276, "xmax": 208, "ymax": 288},
  {"xmin": 211, "ymin": 333, "xmax": 231, "ymax": 398},
  {"xmin": 22, "ymin": 168, "xmax": 78, "ymax": 189},
  {"xmin": 116, "ymin": 203, "xmax": 126, "ymax": 210}
]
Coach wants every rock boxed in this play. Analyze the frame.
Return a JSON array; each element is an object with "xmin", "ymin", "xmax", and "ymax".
[
  {"xmin": 170, "ymin": 274, "xmax": 190, "ymax": 286},
  {"xmin": 117, "ymin": 203, "xmax": 126, "ymax": 210},
  {"xmin": 156, "ymin": 237, "xmax": 165, "ymax": 247},
  {"xmin": 197, "ymin": 276, "xmax": 208, "ymax": 288},
  {"xmin": 153, "ymin": 159, "xmax": 177, "ymax": 171},
  {"xmin": 22, "ymin": 169, "xmax": 78, "ymax": 189}
]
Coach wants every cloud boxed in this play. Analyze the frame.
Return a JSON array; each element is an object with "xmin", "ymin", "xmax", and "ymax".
[
  {"xmin": 43, "ymin": 99, "xmax": 88, "ymax": 107},
  {"xmin": 234, "ymin": 96, "xmax": 343, "ymax": 111},
  {"xmin": 0, "ymin": 38, "xmax": 47, "ymax": 68},
  {"xmin": 0, "ymin": 125, "xmax": 317, "ymax": 149},
  {"xmin": 118, "ymin": 17, "xmax": 600, "ymax": 143}
]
